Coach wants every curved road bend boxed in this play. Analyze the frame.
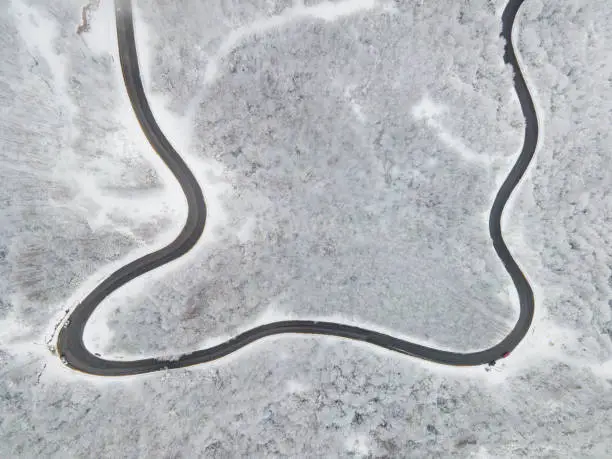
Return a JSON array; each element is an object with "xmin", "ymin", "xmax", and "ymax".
[{"xmin": 57, "ymin": 0, "xmax": 538, "ymax": 376}]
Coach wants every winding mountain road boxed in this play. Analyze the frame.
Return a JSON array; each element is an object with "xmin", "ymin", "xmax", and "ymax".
[{"xmin": 57, "ymin": 0, "xmax": 539, "ymax": 376}]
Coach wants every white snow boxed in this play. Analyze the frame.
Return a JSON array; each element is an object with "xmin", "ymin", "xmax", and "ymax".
[
  {"xmin": 412, "ymin": 96, "xmax": 493, "ymax": 166},
  {"xmin": 202, "ymin": 0, "xmax": 380, "ymax": 85},
  {"xmin": 3, "ymin": 0, "xmax": 612, "ymax": 457}
]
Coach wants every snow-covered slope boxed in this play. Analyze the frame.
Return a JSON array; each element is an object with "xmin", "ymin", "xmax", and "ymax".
[
  {"xmin": 1, "ymin": 0, "xmax": 611, "ymax": 457},
  {"xmin": 96, "ymin": 0, "xmax": 523, "ymax": 357}
]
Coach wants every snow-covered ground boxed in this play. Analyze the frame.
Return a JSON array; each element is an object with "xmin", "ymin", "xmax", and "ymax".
[
  {"xmin": 510, "ymin": 0, "xmax": 612, "ymax": 365},
  {"xmin": 88, "ymin": 0, "xmax": 525, "ymax": 358},
  {"xmin": 0, "ymin": 0, "xmax": 186, "ymax": 343},
  {"xmin": 1, "ymin": 0, "xmax": 612, "ymax": 457}
]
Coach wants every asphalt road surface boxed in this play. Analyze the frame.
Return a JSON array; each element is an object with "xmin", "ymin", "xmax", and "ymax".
[{"xmin": 57, "ymin": 0, "xmax": 539, "ymax": 376}]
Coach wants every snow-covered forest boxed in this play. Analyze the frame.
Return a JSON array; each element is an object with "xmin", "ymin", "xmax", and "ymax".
[
  {"xmin": 93, "ymin": 0, "xmax": 524, "ymax": 357},
  {"xmin": 1, "ymin": 0, "xmax": 611, "ymax": 457}
]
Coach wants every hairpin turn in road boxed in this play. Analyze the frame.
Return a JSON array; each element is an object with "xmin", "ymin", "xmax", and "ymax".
[{"xmin": 57, "ymin": 0, "xmax": 538, "ymax": 375}]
